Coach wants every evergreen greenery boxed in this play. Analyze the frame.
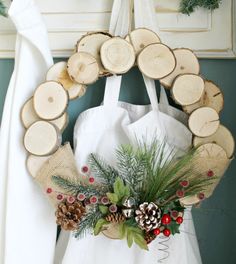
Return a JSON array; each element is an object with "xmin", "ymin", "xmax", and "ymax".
[
  {"xmin": 180, "ymin": 0, "xmax": 221, "ymax": 15},
  {"xmin": 53, "ymin": 140, "xmax": 216, "ymax": 250},
  {"xmin": 0, "ymin": 1, "xmax": 7, "ymax": 17}
]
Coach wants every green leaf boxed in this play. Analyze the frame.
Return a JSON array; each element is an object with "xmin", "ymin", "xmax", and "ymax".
[
  {"xmin": 113, "ymin": 177, "xmax": 130, "ymax": 202},
  {"xmin": 99, "ymin": 205, "xmax": 109, "ymax": 215},
  {"xmin": 126, "ymin": 230, "xmax": 133, "ymax": 248},
  {"xmin": 106, "ymin": 193, "xmax": 119, "ymax": 204},
  {"xmin": 93, "ymin": 219, "xmax": 108, "ymax": 236},
  {"xmin": 133, "ymin": 233, "xmax": 148, "ymax": 250},
  {"xmin": 119, "ymin": 223, "xmax": 126, "ymax": 239}
]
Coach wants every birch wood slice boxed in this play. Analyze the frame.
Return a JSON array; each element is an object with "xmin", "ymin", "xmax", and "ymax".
[
  {"xmin": 188, "ymin": 107, "xmax": 220, "ymax": 137},
  {"xmin": 68, "ymin": 84, "xmax": 87, "ymax": 100},
  {"xmin": 160, "ymin": 48, "xmax": 200, "ymax": 89},
  {"xmin": 126, "ymin": 28, "xmax": 161, "ymax": 55},
  {"xmin": 26, "ymin": 155, "xmax": 51, "ymax": 178},
  {"xmin": 21, "ymin": 97, "xmax": 40, "ymax": 128},
  {"xmin": 181, "ymin": 143, "xmax": 230, "ymax": 205},
  {"xmin": 24, "ymin": 121, "xmax": 61, "ymax": 156},
  {"xmin": 183, "ymin": 80, "xmax": 224, "ymax": 114},
  {"xmin": 76, "ymin": 32, "xmax": 112, "ymax": 76},
  {"xmin": 172, "ymin": 74, "xmax": 204, "ymax": 106},
  {"xmin": 193, "ymin": 125, "xmax": 235, "ymax": 158},
  {"xmin": 33, "ymin": 81, "xmax": 68, "ymax": 120},
  {"xmin": 46, "ymin": 61, "xmax": 87, "ymax": 100},
  {"xmin": 67, "ymin": 52, "xmax": 99, "ymax": 84},
  {"xmin": 50, "ymin": 112, "xmax": 69, "ymax": 132},
  {"xmin": 137, "ymin": 43, "xmax": 176, "ymax": 79},
  {"xmin": 100, "ymin": 37, "xmax": 135, "ymax": 74}
]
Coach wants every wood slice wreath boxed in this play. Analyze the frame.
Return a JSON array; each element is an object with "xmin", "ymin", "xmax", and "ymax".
[{"xmin": 20, "ymin": 28, "xmax": 234, "ymax": 210}]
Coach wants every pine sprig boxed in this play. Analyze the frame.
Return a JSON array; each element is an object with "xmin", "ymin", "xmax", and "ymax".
[
  {"xmin": 0, "ymin": 1, "xmax": 7, "ymax": 17},
  {"xmin": 89, "ymin": 153, "xmax": 119, "ymax": 190},
  {"xmin": 74, "ymin": 208, "xmax": 102, "ymax": 239},
  {"xmin": 180, "ymin": 0, "xmax": 221, "ymax": 15},
  {"xmin": 52, "ymin": 175, "xmax": 102, "ymax": 196}
]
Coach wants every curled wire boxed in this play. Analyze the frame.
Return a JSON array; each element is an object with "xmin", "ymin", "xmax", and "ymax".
[{"xmin": 158, "ymin": 235, "xmax": 170, "ymax": 263}]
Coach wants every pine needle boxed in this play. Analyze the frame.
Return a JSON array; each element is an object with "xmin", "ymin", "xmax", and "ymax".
[
  {"xmin": 180, "ymin": 0, "xmax": 221, "ymax": 15},
  {"xmin": 0, "ymin": 1, "xmax": 7, "ymax": 17}
]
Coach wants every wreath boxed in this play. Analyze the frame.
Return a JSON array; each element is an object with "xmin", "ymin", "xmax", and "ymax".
[{"xmin": 20, "ymin": 27, "xmax": 234, "ymax": 250}]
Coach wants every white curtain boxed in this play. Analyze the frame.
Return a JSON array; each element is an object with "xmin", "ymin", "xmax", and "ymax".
[{"xmin": 0, "ymin": 1, "xmax": 57, "ymax": 263}]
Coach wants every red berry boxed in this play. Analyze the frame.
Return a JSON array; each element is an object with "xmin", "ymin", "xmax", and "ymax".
[
  {"xmin": 67, "ymin": 196, "xmax": 76, "ymax": 204},
  {"xmin": 109, "ymin": 204, "xmax": 117, "ymax": 213},
  {"xmin": 90, "ymin": 196, "xmax": 98, "ymax": 204},
  {"xmin": 89, "ymin": 177, "xmax": 95, "ymax": 183},
  {"xmin": 198, "ymin": 193, "xmax": 205, "ymax": 200},
  {"xmin": 163, "ymin": 228, "xmax": 171, "ymax": 237},
  {"xmin": 176, "ymin": 189, "xmax": 185, "ymax": 198},
  {"xmin": 180, "ymin": 180, "xmax": 189, "ymax": 188},
  {"xmin": 101, "ymin": 196, "xmax": 110, "ymax": 205},
  {"xmin": 153, "ymin": 228, "xmax": 161, "ymax": 236},
  {"xmin": 82, "ymin": 166, "xmax": 89, "ymax": 173},
  {"xmin": 176, "ymin": 216, "xmax": 183, "ymax": 224},
  {"xmin": 207, "ymin": 170, "xmax": 214, "ymax": 177},
  {"xmin": 57, "ymin": 194, "xmax": 64, "ymax": 200},
  {"xmin": 77, "ymin": 193, "xmax": 86, "ymax": 201},
  {"xmin": 161, "ymin": 214, "xmax": 171, "ymax": 225},
  {"xmin": 46, "ymin": 188, "xmax": 52, "ymax": 194}
]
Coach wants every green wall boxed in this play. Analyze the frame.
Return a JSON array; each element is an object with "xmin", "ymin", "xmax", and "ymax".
[{"xmin": 0, "ymin": 59, "xmax": 235, "ymax": 264}]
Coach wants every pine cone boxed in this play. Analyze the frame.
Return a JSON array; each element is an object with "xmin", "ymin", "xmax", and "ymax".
[
  {"xmin": 105, "ymin": 213, "xmax": 126, "ymax": 223},
  {"xmin": 56, "ymin": 200, "xmax": 85, "ymax": 231},
  {"xmin": 135, "ymin": 202, "xmax": 162, "ymax": 232},
  {"xmin": 145, "ymin": 232, "xmax": 156, "ymax": 244}
]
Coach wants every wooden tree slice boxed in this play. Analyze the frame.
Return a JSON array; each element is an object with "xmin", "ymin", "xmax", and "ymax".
[
  {"xmin": 33, "ymin": 81, "xmax": 68, "ymax": 120},
  {"xmin": 100, "ymin": 37, "xmax": 135, "ymax": 74},
  {"xmin": 137, "ymin": 43, "xmax": 176, "ymax": 79},
  {"xmin": 46, "ymin": 61, "xmax": 87, "ymax": 100},
  {"xmin": 172, "ymin": 74, "xmax": 204, "ymax": 106},
  {"xmin": 26, "ymin": 155, "xmax": 51, "ymax": 178},
  {"xmin": 125, "ymin": 28, "xmax": 161, "ymax": 55},
  {"xmin": 181, "ymin": 143, "xmax": 230, "ymax": 205},
  {"xmin": 50, "ymin": 112, "xmax": 69, "ymax": 132},
  {"xmin": 67, "ymin": 52, "xmax": 99, "ymax": 84},
  {"xmin": 21, "ymin": 97, "xmax": 40, "ymax": 128},
  {"xmin": 24, "ymin": 121, "xmax": 61, "ymax": 156},
  {"xmin": 193, "ymin": 125, "xmax": 235, "ymax": 158},
  {"xmin": 188, "ymin": 107, "xmax": 220, "ymax": 137},
  {"xmin": 183, "ymin": 80, "xmax": 224, "ymax": 114},
  {"xmin": 76, "ymin": 32, "xmax": 112, "ymax": 76},
  {"xmin": 160, "ymin": 48, "xmax": 200, "ymax": 89},
  {"xmin": 68, "ymin": 84, "xmax": 87, "ymax": 100}
]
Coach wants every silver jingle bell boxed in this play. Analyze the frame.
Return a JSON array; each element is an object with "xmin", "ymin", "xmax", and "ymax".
[
  {"xmin": 122, "ymin": 208, "xmax": 134, "ymax": 218},
  {"xmin": 122, "ymin": 197, "xmax": 136, "ymax": 208}
]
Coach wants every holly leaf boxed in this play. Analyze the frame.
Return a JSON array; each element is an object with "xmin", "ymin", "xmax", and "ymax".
[
  {"xmin": 113, "ymin": 177, "xmax": 130, "ymax": 202},
  {"xmin": 93, "ymin": 219, "xmax": 108, "ymax": 236},
  {"xmin": 169, "ymin": 221, "xmax": 180, "ymax": 235},
  {"xmin": 106, "ymin": 192, "xmax": 119, "ymax": 204},
  {"xmin": 133, "ymin": 233, "xmax": 148, "ymax": 251},
  {"xmin": 99, "ymin": 205, "xmax": 109, "ymax": 215}
]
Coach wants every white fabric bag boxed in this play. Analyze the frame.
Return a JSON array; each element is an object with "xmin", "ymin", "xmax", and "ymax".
[
  {"xmin": 0, "ymin": 1, "xmax": 57, "ymax": 264},
  {"xmin": 60, "ymin": 0, "xmax": 201, "ymax": 262}
]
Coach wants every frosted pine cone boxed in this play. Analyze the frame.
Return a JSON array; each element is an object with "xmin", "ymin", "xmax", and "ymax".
[
  {"xmin": 56, "ymin": 200, "xmax": 85, "ymax": 231},
  {"xmin": 135, "ymin": 202, "xmax": 162, "ymax": 232}
]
